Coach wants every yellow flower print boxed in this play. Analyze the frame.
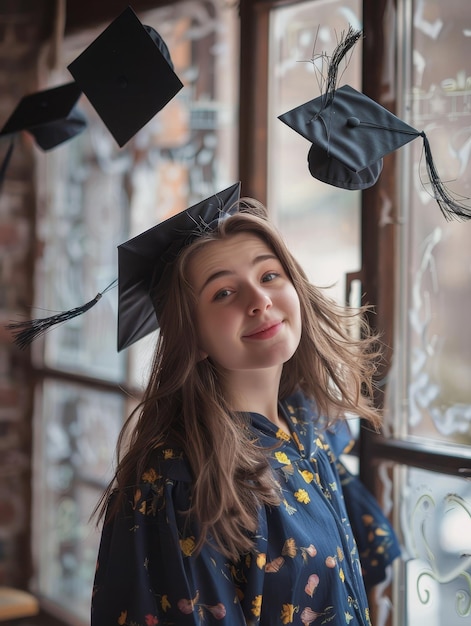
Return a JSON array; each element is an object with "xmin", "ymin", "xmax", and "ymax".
[
  {"xmin": 375, "ymin": 527, "xmax": 388, "ymax": 536},
  {"xmin": 274, "ymin": 451, "xmax": 291, "ymax": 465},
  {"xmin": 256, "ymin": 553, "xmax": 267, "ymax": 569},
  {"xmin": 300, "ymin": 544, "xmax": 317, "ymax": 561},
  {"xmin": 300, "ymin": 606, "xmax": 319, "ymax": 625},
  {"xmin": 362, "ymin": 514, "xmax": 374, "ymax": 525},
  {"xmin": 276, "ymin": 428, "xmax": 291, "ymax": 441},
  {"xmin": 280, "ymin": 603, "xmax": 297, "ymax": 624},
  {"xmin": 336, "ymin": 546, "xmax": 344, "ymax": 561},
  {"xmin": 339, "ymin": 567, "xmax": 345, "ymax": 583},
  {"xmin": 163, "ymin": 448, "xmax": 179, "ymax": 459},
  {"xmin": 206, "ymin": 603, "xmax": 227, "ymax": 619},
  {"xmin": 365, "ymin": 607, "xmax": 372, "ymax": 625},
  {"xmin": 138, "ymin": 501, "xmax": 147, "ymax": 515},
  {"xmin": 282, "ymin": 538, "xmax": 297, "ymax": 558},
  {"xmin": 280, "ymin": 464, "xmax": 295, "ymax": 480},
  {"xmin": 161, "ymin": 595, "xmax": 171, "ymax": 612},
  {"xmin": 265, "ymin": 556, "xmax": 285, "ymax": 572},
  {"xmin": 282, "ymin": 499, "xmax": 297, "ymax": 515},
  {"xmin": 179, "ymin": 536, "xmax": 196, "ymax": 556},
  {"xmin": 251, "ymin": 594, "xmax": 262, "ymax": 617},
  {"xmin": 304, "ymin": 573, "xmax": 319, "ymax": 597},
  {"xmin": 299, "ymin": 470, "xmax": 314, "ymax": 484},
  {"xmin": 325, "ymin": 556, "xmax": 336, "ymax": 568},
  {"xmin": 292, "ymin": 431, "xmax": 304, "ymax": 452},
  {"xmin": 294, "ymin": 489, "xmax": 311, "ymax": 504},
  {"xmin": 117, "ymin": 611, "xmax": 127, "ymax": 625},
  {"xmin": 142, "ymin": 468, "xmax": 158, "ymax": 483}
]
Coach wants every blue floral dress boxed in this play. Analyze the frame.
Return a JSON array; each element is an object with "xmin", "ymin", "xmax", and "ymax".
[{"xmin": 91, "ymin": 391, "xmax": 400, "ymax": 626}]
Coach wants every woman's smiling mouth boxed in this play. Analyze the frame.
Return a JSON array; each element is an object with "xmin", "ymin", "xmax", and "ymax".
[{"xmin": 243, "ymin": 321, "xmax": 284, "ymax": 340}]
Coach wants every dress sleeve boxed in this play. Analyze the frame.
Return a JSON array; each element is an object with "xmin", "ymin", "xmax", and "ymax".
[
  {"xmin": 336, "ymin": 461, "xmax": 401, "ymax": 591},
  {"xmin": 91, "ymin": 451, "xmax": 248, "ymax": 626},
  {"xmin": 323, "ymin": 423, "xmax": 402, "ymax": 591}
]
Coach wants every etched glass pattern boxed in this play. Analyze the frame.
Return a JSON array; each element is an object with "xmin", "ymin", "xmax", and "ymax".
[
  {"xmin": 400, "ymin": 466, "xmax": 471, "ymax": 624},
  {"xmin": 389, "ymin": 0, "xmax": 471, "ymax": 447}
]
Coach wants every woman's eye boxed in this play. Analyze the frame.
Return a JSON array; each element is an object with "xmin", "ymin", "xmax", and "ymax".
[
  {"xmin": 262, "ymin": 272, "xmax": 280, "ymax": 283},
  {"xmin": 214, "ymin": 288, "xmax": 232, "ymax": 301}
]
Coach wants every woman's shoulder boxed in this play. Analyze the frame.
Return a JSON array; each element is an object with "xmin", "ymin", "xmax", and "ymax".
[
  {"xmin": 282, "ymin": 389, "xmax": 354, "ymax": 457},
  {"xmin": 143, "ymin": 444, "xmax": 193, "ymax": 483}
]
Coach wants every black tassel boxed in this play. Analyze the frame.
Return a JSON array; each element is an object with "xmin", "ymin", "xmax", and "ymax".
[
  {"xmin": 421, "ymin": 132, "xmax": 471, "ymax": 222},
  {"xmin": 323, "ymin": 27, "xmax": 362, "ymax": 111},
  {"xmin": 7, "ymin": 279, "xmax": 118, "ymax": 349}
]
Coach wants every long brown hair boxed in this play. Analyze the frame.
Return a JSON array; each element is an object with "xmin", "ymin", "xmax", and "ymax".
[{"xmin": 99, "ymin": 199, "xmax": 382, "ymax": 561}]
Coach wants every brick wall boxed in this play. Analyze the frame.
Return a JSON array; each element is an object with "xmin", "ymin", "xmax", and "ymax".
[{"xmin": 0, "ymin": 0, "xmax": 50, "ymax": 589}]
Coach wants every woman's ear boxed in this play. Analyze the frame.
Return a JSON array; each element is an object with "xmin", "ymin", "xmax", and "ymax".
[{"xmin": 197, "ymin": 349, "xmax": 208, "ymax": 361}]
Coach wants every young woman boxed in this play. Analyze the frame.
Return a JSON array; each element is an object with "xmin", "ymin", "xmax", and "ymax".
[{"xmin": 91, "ymin": 191, "xmax": 399, "ymax": 626}]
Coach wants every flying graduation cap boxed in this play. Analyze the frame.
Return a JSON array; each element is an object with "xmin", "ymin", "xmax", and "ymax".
[
  {"xmin": 7, "ymin": 183, "xmax": 242, "ymax": 351},
  {"xmin": 67, "ymin": 6, "xmax": 184, "ymax": 147},
  {"xmin": 278, "ymin": 28, "xmax": 471, "ymax": 221},
  {"xmin": 0, "ymin": 82, "xmax": 87, "ymax": 189},
  {"xmin": 0, "ymin": 82, "xmax": 86, "ymax": 150}
]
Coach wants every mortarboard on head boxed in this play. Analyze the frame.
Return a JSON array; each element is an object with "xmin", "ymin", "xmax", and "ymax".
[
  {"xmin": 117, "ymin": 182, "xmax": 241, "ymax": 351},
  {"xmin": 67, "ymin": 6, "xmax": 184, "ymax": 147},
  {"xmin": 278, "ymin": 27, "xmax": 471, "ymax": 221},
  {"xmin": 0, "ymin": 82, "xmax": 86, "ymax": 150},
  {"xmin": 6, "ymin": 182, "xmax": 241, "ymax": 351}
]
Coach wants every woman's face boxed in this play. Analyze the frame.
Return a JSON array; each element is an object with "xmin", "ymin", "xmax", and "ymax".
[{"xmin": 187, "ymin": 232, "xmax": 302, "ymax": 376}]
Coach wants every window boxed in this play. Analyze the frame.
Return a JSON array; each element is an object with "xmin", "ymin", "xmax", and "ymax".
[{"xmin": 383, "ymin": 1, "xmax": 471, "ymax": 623}]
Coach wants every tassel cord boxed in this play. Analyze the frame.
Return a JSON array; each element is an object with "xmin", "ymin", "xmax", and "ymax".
[
  {"xmin": 6, "ymin": 278, "xmax": 118, "ymax": 349},
  {"xmin": 347, "ymin": 122, "xmax": 471, "ymax": 221},
  {"xmin": 420, "ymin": 132, "xmax": 471, "ymax": 221}
]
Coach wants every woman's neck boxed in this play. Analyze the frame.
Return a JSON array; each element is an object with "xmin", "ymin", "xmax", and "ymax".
[{"xmin": 223, "ymin": 366, "xmax": 289, "ymax": 432}]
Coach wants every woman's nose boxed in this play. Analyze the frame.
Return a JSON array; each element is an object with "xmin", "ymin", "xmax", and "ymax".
[{"xmin": 247, "ymin": 285, "xmax": 272, "ymax": 315}]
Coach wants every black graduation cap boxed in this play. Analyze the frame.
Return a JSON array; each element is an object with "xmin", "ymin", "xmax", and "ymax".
[
  {"xmin": 0, "ymin": 82, "xmax": 86, "ymax": 193},
  {"xmin": 278, "ymin": 28, "xmax": 471, "ymax": 221},
  {"xmin": 67, "ymin": 6, "xmax": 184, "ymax": 147},
  {"xmin": 117, "ymin": 182, "xmax": 241, "ymax": 350},
  {"xmin": 6, "ymin": 183, "xmax": 241, "ymax": 351},
  {"xmin": 0, "ymin": 81, "xmax": 86, "ymax": 150},
  {"xmin": 278, "ymin": 84, "xmax": 413, "ymax": 190}
]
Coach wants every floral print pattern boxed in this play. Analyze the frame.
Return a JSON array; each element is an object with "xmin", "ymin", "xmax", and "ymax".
[{"xmin": 92, "ymin": 391, "xmax": 400, "ymax": 625}]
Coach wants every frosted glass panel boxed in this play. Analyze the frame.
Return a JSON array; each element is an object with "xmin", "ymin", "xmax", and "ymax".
[
  {"xmin": 268, "ymin": 0, "xmax": 362, "ymax": 304},
  {"xmin": 400, "ymin": 466, "xmax": 471, "ymax": 624},
  {"xmin": 389, "ymin": 0, "xmax": 471, "ymax": 447},
  {"xmin": 33, "ymin": 381, "xmax": 124, "ymax": 622}
]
